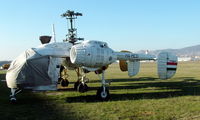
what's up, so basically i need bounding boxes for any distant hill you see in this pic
[137,44,200,57]
[176,45,200,56]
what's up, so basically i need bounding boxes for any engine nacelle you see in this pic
[119,60,128,71]
[119,50,132,71]
[157,52,178,79]
[70,40,116,68]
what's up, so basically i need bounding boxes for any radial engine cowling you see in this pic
[70,41,116,68]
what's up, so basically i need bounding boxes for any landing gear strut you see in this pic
[74,68,89,92]
[10,88,22,103]
[96,70,110,100]
[74,80,80,90]
[58,77,69,87]
[97,86,110,101]
[58,66,69,87]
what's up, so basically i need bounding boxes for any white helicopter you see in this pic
[6,10,178,102]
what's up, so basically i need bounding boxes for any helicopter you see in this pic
[6,10,178,102]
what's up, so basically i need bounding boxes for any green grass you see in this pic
[1,61,200,120]
[0,70,6,80]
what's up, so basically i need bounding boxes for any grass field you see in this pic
[0,61,200,120]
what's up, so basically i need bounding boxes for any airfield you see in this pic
[0,61,200,120]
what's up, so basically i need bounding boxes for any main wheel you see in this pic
[61,79,69,87]
[83,77,89,83]
[74,81,81,90]
[77,83,88,93]
[10,97,17,104]
[57,77,62,84]
[96,86,110,101]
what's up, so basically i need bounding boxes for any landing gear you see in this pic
[10,96,17,103]
[59,66,69,87]
[9,88,22,103]
[74,77,89,92]
[74,68,89,92]
[97,86,110,101]
[74,80,80,90]
[96,70,110,101]
[77,83,88,93]
[60,78,69,87]
[58,77,69,87]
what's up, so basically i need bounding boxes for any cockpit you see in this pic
[82,40,108,48]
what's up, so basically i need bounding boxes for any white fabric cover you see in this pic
[6,42,72,90]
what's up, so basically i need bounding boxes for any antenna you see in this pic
[61,10,84,44]
[52,24,56,42]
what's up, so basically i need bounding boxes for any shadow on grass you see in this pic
[0,82,80,120]
[1,73,78,120]
[65,77,200,103]
[74,77,159,84]
[109,77,160,83]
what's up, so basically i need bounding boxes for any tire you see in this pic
[96,86,110,101]
[61,79,69,87]
[77,83,88,93]
[84,78,89,83]
[10,97,17,104]
[57,77,62,84]
[74,81,80,90]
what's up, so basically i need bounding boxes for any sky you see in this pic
[0,0,200,60]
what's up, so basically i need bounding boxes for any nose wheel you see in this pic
[96,70,110,101]
[97,86,110,101]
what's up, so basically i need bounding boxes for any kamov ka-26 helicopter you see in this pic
[6,10,178,102]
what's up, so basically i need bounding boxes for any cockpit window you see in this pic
[100,43,108,48]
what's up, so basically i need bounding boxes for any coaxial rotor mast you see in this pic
[61,10,84,44]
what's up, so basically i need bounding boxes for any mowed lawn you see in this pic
[0,61,200,120]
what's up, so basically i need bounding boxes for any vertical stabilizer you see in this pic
[128,61,140,77]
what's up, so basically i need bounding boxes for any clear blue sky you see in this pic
[0,0,200,60]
